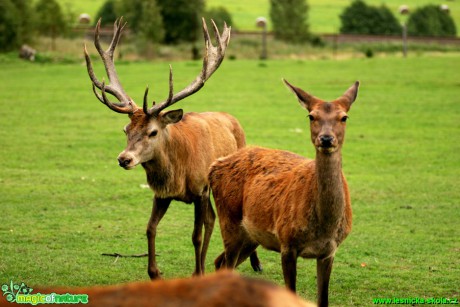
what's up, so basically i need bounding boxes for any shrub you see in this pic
[340,0,401,35]
[407,5,456,37]
[94,0,117,26]
[204,6,234,29]
[0,0,34,51]
[269,0,310,43]
[157,0,205,44]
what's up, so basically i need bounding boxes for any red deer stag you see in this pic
[1,271,315,307]
[83,18,257,279]
[210,80,359,306]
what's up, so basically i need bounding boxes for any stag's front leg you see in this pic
[146,197,171,280]
[317,256,334,307]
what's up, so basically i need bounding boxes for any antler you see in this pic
[84,17,138,114]
[144,18,231,117]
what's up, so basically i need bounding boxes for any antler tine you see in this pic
[147,18,231,117]
[84,17,136,114]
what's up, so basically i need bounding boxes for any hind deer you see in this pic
[83,17,262,279]
[210,80,359,306]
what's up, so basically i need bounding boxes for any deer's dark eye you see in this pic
[149,130,158,137]
[308,114,315,122]
[341,116,348,123]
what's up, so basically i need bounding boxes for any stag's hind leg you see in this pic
[192,196,207,276]
[200,196,216,274]
[147,197,171,280]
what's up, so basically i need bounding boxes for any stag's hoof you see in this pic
[148,268,162,280]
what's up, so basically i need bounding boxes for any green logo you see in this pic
[2,281,33,303]
[2,281,88,305]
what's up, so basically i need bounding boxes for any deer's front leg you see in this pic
[317,256,334,307]
[281,248,298,292]
[192,196,206,276]
[146,197,171,280]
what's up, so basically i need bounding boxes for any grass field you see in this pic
[59,0,460,35]
[0,54,459,306]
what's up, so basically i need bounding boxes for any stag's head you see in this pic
[284,80,359,154]
[84,18,231,169]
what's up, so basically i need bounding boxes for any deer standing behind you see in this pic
[84,18,261,279]
[210,80,359,306]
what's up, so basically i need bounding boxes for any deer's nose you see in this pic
[319,135,334,147]
[118,157,132,168]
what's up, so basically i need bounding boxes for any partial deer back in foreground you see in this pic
[210,80,359,307]
[0,271,315,307]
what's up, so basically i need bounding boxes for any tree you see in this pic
[340,0,401,35]
[407,5,456,37]
[269,0,310,43]
[35,0,67,49]
[94,0,117,26]
[204,6,234,29]
[0,0,34,52]
[117,0,164,43]
[157,0,204,44]
[0,0,20,51]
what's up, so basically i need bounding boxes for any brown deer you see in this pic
[83,18,261,279]
[210,80,359,306]
[2,271,315,307]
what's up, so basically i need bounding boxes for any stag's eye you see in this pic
[308,114,315,122]
[149,130,158,137]
[341,115,349,122]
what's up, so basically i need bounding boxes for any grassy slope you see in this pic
[59,0,460,34]
[0,55,459,305]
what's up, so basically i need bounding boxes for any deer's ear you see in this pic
[162,109,183,125]
[283,79,317,111]
[336,81,359,111]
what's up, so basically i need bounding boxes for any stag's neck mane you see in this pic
[314,149,346,232]
[142,122,192,198]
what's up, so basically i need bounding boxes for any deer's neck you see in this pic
[314,150,345,232]
[142,125,190,198]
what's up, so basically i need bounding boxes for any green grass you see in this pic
[0,55,459,306]
[59,0,460,35]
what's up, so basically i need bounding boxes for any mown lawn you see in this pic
[0,54,459,305]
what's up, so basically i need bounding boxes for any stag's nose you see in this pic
[319,135,334,148]
[118,157,132,168]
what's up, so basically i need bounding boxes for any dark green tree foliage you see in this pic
[117,0,164,44]
[94,0,117,26]
[137,0,164,44]
[204,6,234,29]
[269,0,310,43]
[407,5,456,37]
[157,0,204,44]
[35,0,67,38]
[0,0,19,51]
[0,0,34,51]
[340,0,401,35]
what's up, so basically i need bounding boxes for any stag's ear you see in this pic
[335,81,359,111]
[161,109,183,125]
[283,79,317,111]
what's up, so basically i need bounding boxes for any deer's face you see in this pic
[283,80,359,154]
[117,109,183,170]
[307,102,349,154]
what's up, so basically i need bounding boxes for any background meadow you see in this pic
[0,53,459,305]
[56,0,460,34]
